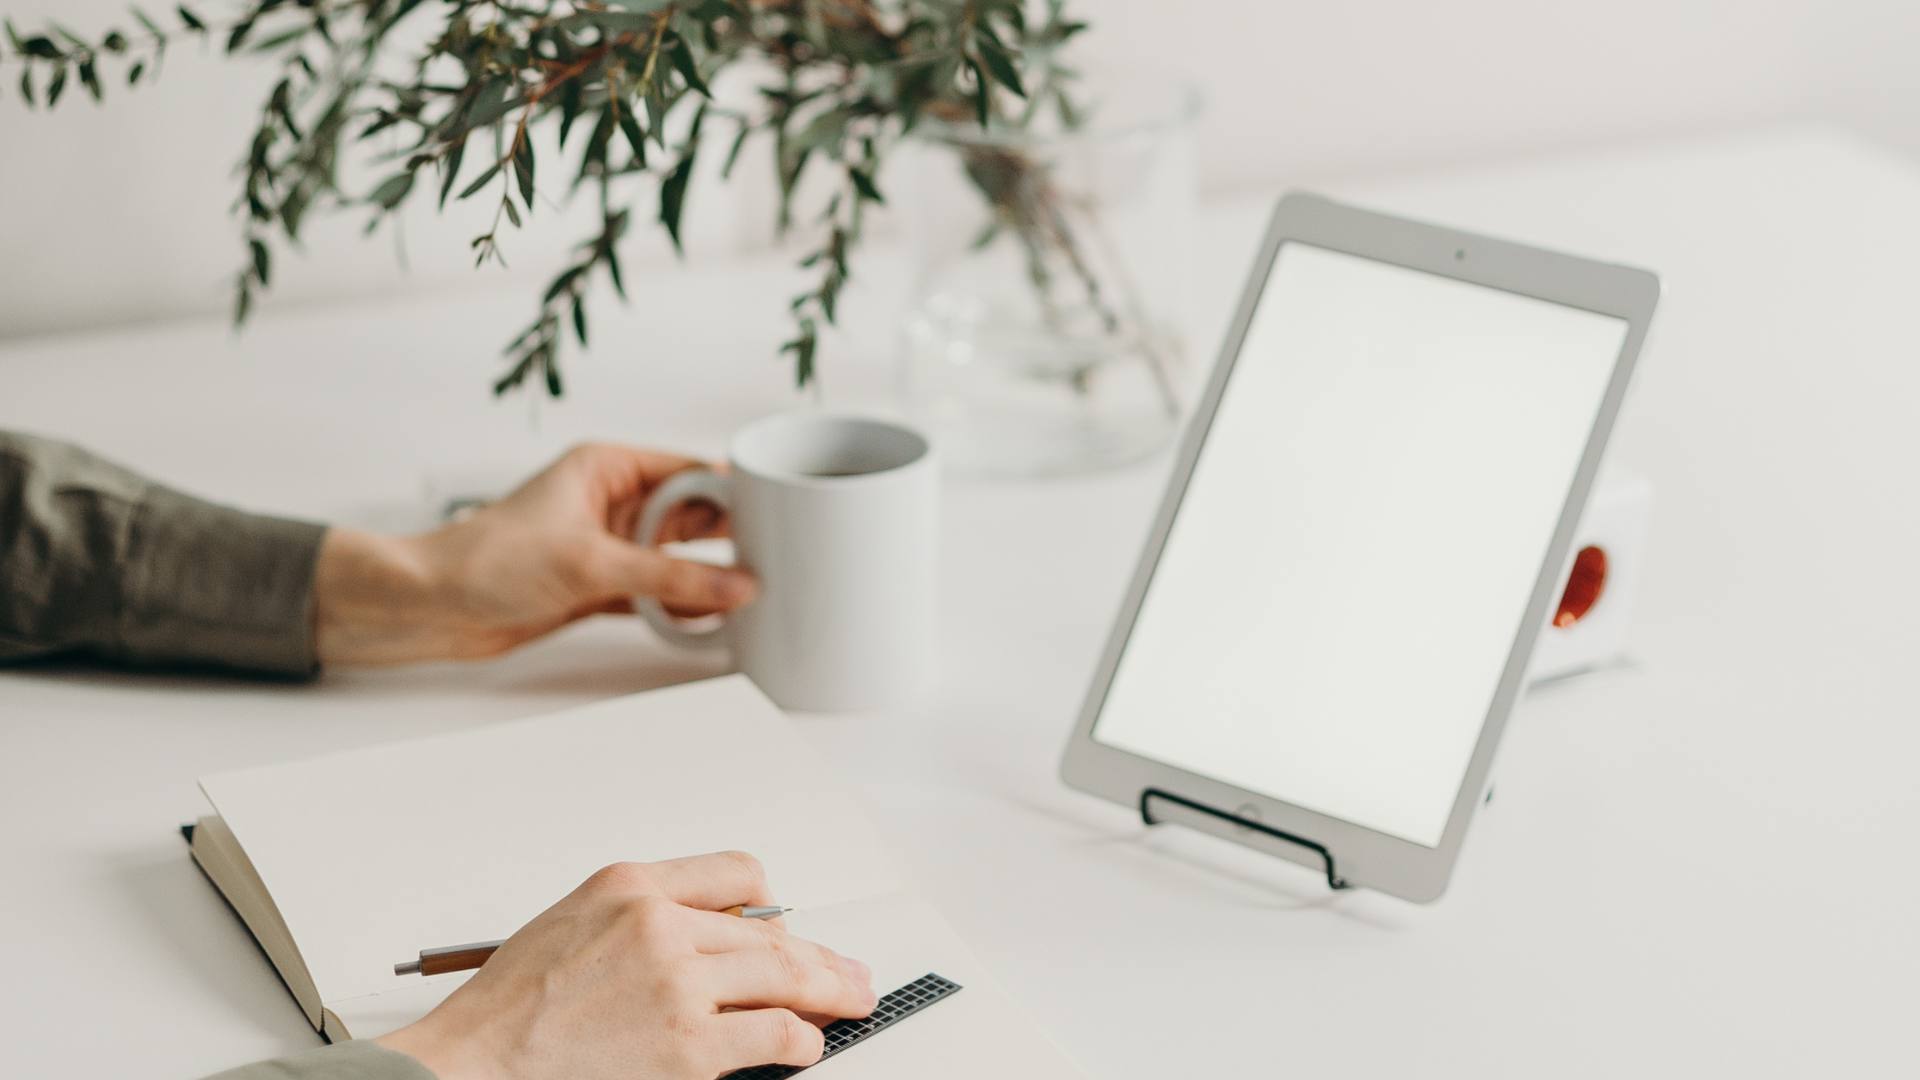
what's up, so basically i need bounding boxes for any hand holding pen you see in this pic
[374,855,874,1080]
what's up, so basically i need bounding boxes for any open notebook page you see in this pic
[199,676,905,1025]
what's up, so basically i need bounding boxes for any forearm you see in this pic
[201,1039,438,1080]
[4,435,752,675]
[311,527,449,666]
[310,524,545,666]
[0,432,325,676]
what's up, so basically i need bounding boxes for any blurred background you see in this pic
[5,0,1920,342]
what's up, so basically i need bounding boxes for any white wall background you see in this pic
[4,0,1919,340]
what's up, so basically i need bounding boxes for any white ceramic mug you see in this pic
[634,413,938,712]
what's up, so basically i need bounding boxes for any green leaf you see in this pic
[605,242,626,300]
[281,187,309,242]
[781,320,818,387]
[660,155,694,254]
[848,167,883,205]
[975,39,1026,98]
[553,9,658,34]
[456,160,502,201]
[1053,85,1083,129]
[965,58,990,126]
[249,26,309,53]
[571,297,588,346]
[542,350,563,397]
[618,106,648,167]
[543,266,585,304]
[438,133,468,208]
[22,36,62,60]
[358,110,400,141]
[18,67,34,107]
[233,279,252,325]
[464,77,517,129]
[502,196,522,228]
[268,77,300,139]
[176,6,206,34]
[102,31,129,53]
[793,105,851,154]
[513,139,536,211]
[126,60,145,86]
[492,355,530,396]
[224,17,254,53]
[77,59,101,102]
[46,63,67,106]
[577,105,616,189]
[132,8,168,41]
[50,23,90,51]
[369,171,413,209]
[644,88,668,147]
[557,79,583,148]
[2,18,23,52]
[666,37,710,97]
[686,99,707,144]
[250,238,271,285]
[720,122,750,180]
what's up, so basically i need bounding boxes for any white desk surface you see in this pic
[3,128,1916,1077]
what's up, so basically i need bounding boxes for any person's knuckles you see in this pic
[772,942,870,1012]
[712,849,769,892]
[764,1009,826,1066]
[564,441,611,467]
[768,939,819,998]
[613,893,688,951]
[775,934,869,999]
[584,860,658,897]
[777,936,845,982]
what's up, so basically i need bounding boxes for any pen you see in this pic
[393,905,792,976]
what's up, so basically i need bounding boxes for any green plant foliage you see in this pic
[4,0,1086,396]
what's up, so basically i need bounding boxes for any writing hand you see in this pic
[376,853,875,1080]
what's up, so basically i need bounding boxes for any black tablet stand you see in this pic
[1139,787,1349,891]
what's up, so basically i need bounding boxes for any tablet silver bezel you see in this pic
[1058,192,1659,902]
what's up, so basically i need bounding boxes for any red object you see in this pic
[1553,545,1608,628]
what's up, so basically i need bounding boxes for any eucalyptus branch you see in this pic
[4,0,1091,397]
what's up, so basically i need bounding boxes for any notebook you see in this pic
[188,675,1081,1077]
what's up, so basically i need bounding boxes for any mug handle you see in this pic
[632,467,732,649]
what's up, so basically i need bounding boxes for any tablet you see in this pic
[1059,193,1658,902]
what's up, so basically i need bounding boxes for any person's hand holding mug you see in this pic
[311,443,759,666]
[375,852,877,1080]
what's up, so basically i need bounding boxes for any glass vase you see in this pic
[900,76,1203,477]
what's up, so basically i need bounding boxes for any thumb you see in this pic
[594,538,759,614]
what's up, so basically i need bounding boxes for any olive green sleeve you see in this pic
[0,431,326,677]
[201,1040,439,1080]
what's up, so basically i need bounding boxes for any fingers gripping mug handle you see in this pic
[632,468,732,649]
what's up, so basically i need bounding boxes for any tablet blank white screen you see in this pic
[1093,242,1627,847]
